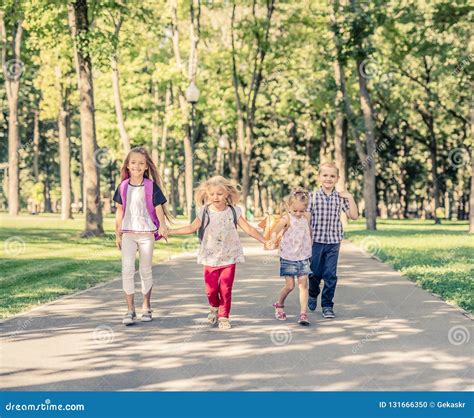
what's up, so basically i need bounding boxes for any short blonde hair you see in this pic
[318,161,339,176]
[194,176,241,207]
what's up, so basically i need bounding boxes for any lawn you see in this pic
[0,213,195,319]
[345,219,474,314]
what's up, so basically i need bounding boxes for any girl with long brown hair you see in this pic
[113,146,171,325]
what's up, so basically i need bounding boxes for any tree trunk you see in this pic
[111,16,130,156]
[151,81,160,169]
[68,0,104,237]
[469,98,474,232]
[230,1,275,213]
[160,84,171,177]
[319,116,328,164]
[427,121,441,224]
[33,108,40,181]
[334,113,347,191]
[331,3,376,229]
[1,13,22,216]
[356,58,378,230]
[170,0,200,222]
[58,95,72,220]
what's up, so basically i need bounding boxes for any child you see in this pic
[169,176,266,330]
[113,146,171,325]
[308,162,358,318]
[267,189,312,326]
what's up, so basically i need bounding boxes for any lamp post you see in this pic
[185,81,200,221]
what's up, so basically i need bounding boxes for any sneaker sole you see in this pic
[322,314,335,319]
[141,317,153,322]
[123,320,136,326]
[298,321,310,326]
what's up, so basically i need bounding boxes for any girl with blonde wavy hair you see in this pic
[268,188,312,326]
[170,176,266,330]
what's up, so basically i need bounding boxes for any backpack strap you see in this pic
[198,205,210,242]
[228,205,238,228]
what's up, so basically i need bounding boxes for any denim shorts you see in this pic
[279,257,312,277]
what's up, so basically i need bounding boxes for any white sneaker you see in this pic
[141,308,153,322]
[122,311,137,325]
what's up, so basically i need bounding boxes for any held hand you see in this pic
[158,225,169,239]
[115,233,122,250]
[264,239,276,250]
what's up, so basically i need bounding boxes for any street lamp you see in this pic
[217,134,229,175]
[185,81,200,220]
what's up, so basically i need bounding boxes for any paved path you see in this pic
[1,235,472,391]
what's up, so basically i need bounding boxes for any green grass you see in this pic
[345,219,474,313]
[0,213,195,319]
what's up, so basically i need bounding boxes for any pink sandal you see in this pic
[272,303,287,321]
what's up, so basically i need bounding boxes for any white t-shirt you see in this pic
[122,185,156,232]
[197,205,244,266]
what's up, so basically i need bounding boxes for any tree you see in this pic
[68,0,103,236]
[231,0,276,212]
[0,4,23,216]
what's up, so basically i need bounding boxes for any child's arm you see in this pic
[264,216,288,249]
[269,217,288,242]
[339,191,358,220]
[238,216,266,244]
[169,217,202,235]
[115,204,123,250]
[155,204,169,238]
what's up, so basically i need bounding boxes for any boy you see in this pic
[308,162,358,318]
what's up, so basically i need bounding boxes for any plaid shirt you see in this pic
[308,187,350,244]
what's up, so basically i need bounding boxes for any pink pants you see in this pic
[203,264,236,318]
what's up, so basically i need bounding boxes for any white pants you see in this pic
[121,233,154,295]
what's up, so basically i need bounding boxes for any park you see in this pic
[0,0,473,406]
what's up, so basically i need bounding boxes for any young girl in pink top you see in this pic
[268,189,312,326]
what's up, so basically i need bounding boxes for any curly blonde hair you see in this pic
[194,176,241,207]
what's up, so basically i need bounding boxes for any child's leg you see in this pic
[309,243,324,300]
[137,234,155,309]
[320,243,341,308]
[297,275,309,314]
[217,264,236,318]
[121,233,138,311]
[277,277,295,311]
[204,266,220,309]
